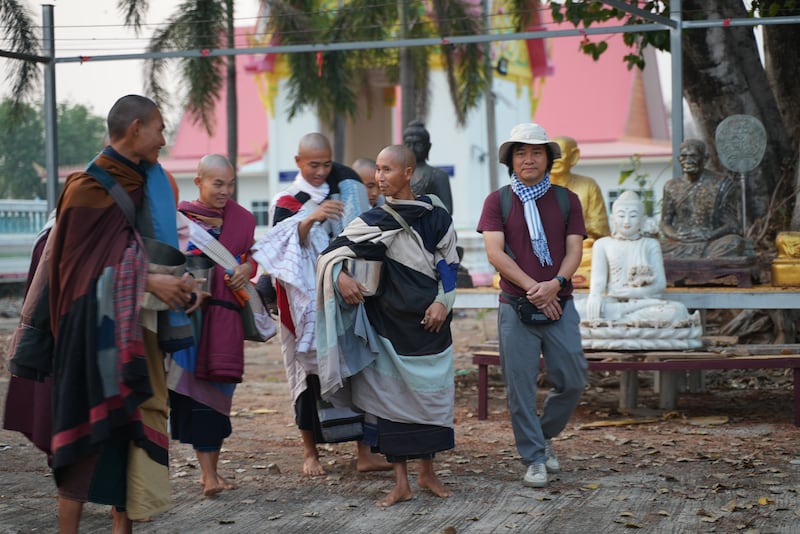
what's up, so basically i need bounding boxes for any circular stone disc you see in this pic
[715,114,767,173]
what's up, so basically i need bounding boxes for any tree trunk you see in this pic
[761,2,800,230]
[681,0,791,224]
[226,0,239,201]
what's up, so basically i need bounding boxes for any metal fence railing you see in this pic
[0,200,49,234]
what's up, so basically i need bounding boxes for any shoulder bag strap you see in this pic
[380,203,422,249]
[86,161,136,227]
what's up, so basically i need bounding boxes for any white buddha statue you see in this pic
[577,191,702,350]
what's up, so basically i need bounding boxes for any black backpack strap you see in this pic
[85,161,137,227]
[499,183,570,260]
[551,184,571,227]
[498,185,516,259]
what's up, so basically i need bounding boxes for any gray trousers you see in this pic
[498,299,587,465]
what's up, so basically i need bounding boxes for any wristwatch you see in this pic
[554,275,568,289]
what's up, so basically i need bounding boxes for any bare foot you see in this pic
[376,486,414,508]
[203,473,238,496]
[418,472,452,498]
[203,479,224,497]
[217,475,237,491]
[357,452,392,473]
[303,456,326,476]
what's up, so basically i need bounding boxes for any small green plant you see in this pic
[618,154,655,216]
[619,154,649,189]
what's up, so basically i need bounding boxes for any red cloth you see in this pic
[179,200,256,382]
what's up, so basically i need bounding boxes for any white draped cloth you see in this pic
[251,175,331,402]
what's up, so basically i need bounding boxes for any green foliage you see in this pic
[618,154,649,189]
[0,99,105,199]
[120,0,228,135]
[266,0,488,127]
[547,0,669,70]
[56,102,106,165]
[618,154,656,215]
[0,0,41,116]
[0,99,43,198]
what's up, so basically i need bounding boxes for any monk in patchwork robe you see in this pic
[6,95,200,533]
[316,144,460,507]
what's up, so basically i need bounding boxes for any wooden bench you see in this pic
[471,344,800,426]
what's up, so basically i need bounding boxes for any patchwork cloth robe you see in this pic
[6,155,177,520]
[315,196,459,440]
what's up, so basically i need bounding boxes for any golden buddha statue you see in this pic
[772,231,800,286]
[551,135,610,287]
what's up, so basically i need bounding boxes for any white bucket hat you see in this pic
[498,123,562,165]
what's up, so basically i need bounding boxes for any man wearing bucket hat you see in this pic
[477,123,588,488]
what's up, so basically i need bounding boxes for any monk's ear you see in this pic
[127,118,143,138]
[193,175,202,188]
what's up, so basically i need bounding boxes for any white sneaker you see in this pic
[545,439,560,473]
[523,463,547,488]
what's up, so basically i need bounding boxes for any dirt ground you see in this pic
[1,308,799,534]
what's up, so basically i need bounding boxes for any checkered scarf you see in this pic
[510,173,553,266]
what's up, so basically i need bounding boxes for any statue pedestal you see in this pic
[771,259,800,286]
[664,257,757,287]
[771,231,800,286]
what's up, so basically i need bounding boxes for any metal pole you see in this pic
[670,0,683,179]
[43,5,58,213]
[740,172,747,235]
[398,0,414,127]
[482,0,498,193]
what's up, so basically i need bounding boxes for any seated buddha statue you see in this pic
[576,191,702,350]
[551,136,610,287]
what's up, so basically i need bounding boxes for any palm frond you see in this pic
[143,0,227,134]
[431,0,488,123]
[1,0,41,116]
[117,0,150,35]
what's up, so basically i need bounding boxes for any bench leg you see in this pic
[478,363,488,420]
[659,371,680,410]
[687,370,706,393]
[795,367,800,427]
[619,371,639,410]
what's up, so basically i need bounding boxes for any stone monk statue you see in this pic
[403,120,453,214]
[659,139,751,259]
[577,191,702,350]
[551,135,610,287]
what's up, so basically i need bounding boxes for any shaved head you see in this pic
[197,153,233,177]
[194,153,235,209]
[295,132,333,187]
[376,144,415,200]
[297,133,332,155]
[107,94,158,141]
[381,145,416,172]
[351,157,376,174]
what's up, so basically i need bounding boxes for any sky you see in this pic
[2,0,261,121]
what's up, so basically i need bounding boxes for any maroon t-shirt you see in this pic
[477,186,586,299]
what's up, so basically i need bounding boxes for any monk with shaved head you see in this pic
[7,94,204,533]
[169,153,257,498]
[316,144,460,507]
[251,133,384,477]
